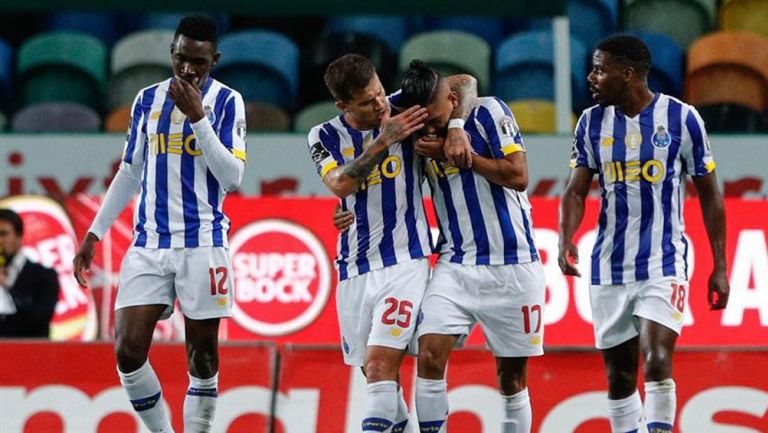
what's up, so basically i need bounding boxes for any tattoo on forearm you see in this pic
[341,150,382,184]
[450,76,478,120]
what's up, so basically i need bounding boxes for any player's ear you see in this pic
[449,90,459,108]
[335,100,348,112]
[212,51,221,67]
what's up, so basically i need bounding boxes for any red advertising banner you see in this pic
[62,196,768,347]
[0,342,275,433]
[273,347,768,433]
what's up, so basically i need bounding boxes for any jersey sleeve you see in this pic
[307,124,343,178]
[479,98,525,159]
[219,91,247,162]
[569,111,597,170]
[121,92,147,167]
[681,106,715,176]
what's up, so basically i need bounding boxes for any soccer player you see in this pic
[394,60,545,433]
[72,15,246,433]
[558,35,729,433]
[308,54,476,433]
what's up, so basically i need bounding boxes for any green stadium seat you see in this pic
[399,31,490,95]
[293,101,341,133]
[11,102,101,132]
[244,102,291,132]
[686,31,768,111]
[17,31,107,111]
[626,0,717,48]
[109,30,174,108]
[721,0,768,39]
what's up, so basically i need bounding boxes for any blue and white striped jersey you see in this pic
[426,97,540,266]
[307,114,432,281]
[570,93,716,285]
[122,78,247,249]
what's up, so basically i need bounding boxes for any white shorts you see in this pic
[116,246,234,320]
[336,258,430,366]
[415,261,545,358]
[591,276,688,349]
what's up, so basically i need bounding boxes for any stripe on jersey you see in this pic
[154,93,175,248]
[685,110,709,176]
[402,139,425,259]
[219,93,236,150]
[342,122,371,275]
[518,194,539,261]
[436,172,465,263]
[124,86,156,164]
[377,131,398,267]
[661,99,683,276]
[610,113,628,284]
[460,170,490,264]
[489,183,518,262]
[181,116,200,247]
[635,104,656,280]
[589,107,607,284]
[573,115,589,168]
[476,105,505,159]
[132,86,157,247]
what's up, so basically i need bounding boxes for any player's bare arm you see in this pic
[73,232,99,287]
[693,172,730,310]
[558,167,594,277]
[168,76,205,122]
[444,74,478,169]
[469,151,528,191]
[323,105,427,198]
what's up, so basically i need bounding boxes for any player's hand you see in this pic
[558,241,581,277]
[378,104,427,148]
[73,232,98,288]
[332,205,354,232]
[414,135,447,161]
[708,269,729,310]
[168,76,205,123]
[445,126,473,169]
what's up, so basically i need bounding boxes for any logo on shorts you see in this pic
[342,337,350,354]
[229,219,332,336]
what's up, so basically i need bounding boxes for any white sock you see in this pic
[415,377,448,433]
[363,380,398,432]
[644,379,676,433]
[118,361,174,433]
[501,388,532,433]
[392,386,412,433]
[607,390,643,433]
[183,373,218,433]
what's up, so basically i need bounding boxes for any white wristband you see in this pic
[447,118,465,129]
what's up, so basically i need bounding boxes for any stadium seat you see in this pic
[244,102,291,132]
[104,104,132,132]
[0,37,12,110]
[215,30,299,109]
[625,0,717,48]
[686,31,768,111]
[17,31,107,111]
[426,16,507,47]
[400,31,491,94]
[697,103,768,132]
[48,12,120,46]
[134,13,230,33]
[300,32,397,106]
[109,30,175,108]
[568,0,619,52]
[11,102,101,132]
[326,15,409,53]
[0,111,7,132]
[632,31,684,97]
[293,101,341,132]
[721,0,768,39]
[494,30,589,110]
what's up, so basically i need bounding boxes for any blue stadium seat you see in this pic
[11,102,101,132]
[494,30,589,110]
[632,31,684,97]
[325,15,409,52]
[48,12,120,46]
[216,30,299,109]
[568,0,619,51]
[426,16,507,47]
[0,37,12,108]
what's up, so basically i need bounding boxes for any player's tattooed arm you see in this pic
[444,74,478,169]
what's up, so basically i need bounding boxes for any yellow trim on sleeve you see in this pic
[320,161,338,178]
[502,143,525,155]
[705,160,716,173]
[233,149,247,162]
[569,161,577,168]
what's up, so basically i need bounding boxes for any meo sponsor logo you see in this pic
[230,219,331,336]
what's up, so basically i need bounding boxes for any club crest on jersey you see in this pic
[652,125,671,148]
[236,119,246,141]
[204,105,216,124]
[171,107,186,124]
[499,115,519,138]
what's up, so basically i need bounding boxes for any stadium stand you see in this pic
[568,0,619,55]
[632,31,684,97]
[244,102,291,132]
[720,0,768,39]
[47,12,120,46]
[293,100,341,132]
[11,102,101,132]
[625,0,717,49]
[104,104,132,132]
[325,15,410,53]
[109,30,175,109]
